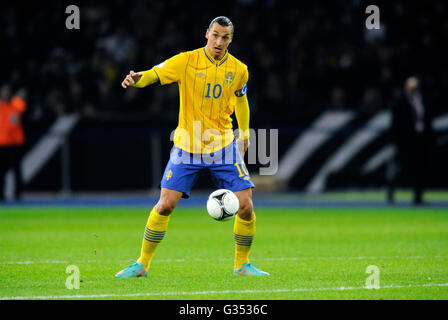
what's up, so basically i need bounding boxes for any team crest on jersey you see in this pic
[225,72,234,85]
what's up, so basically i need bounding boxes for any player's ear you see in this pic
[205,29,209,40]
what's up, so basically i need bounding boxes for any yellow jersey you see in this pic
[152,46,249,154]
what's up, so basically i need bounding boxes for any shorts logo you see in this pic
[225,72,234,85]
[166,169,173,181]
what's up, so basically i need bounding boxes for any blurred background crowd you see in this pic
[1,0,447,198]
[2,0,447,126]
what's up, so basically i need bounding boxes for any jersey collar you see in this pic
[203,46,229,66]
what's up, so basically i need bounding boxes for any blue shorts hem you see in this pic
[228,185,255,193]
[159,183,191,199]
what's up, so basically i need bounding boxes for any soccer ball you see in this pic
[206,189,239,221]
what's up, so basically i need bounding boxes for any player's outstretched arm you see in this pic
[121,69,159,88]
[121,70,142,88]
[235,94,251,157]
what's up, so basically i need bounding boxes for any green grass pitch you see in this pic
[1,206,447,300]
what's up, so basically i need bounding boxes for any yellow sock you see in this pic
[233,212,256,269]
[137,207,170,271]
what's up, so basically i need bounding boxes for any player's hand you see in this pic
[236,138,250,158]
[121,70,143,88]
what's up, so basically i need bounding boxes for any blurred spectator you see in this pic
[359,87,383,118]
[387,76,434,205]
[0,85,27,201]
[329,87,347,110]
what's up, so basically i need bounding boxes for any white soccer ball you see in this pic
[206,189,239,221]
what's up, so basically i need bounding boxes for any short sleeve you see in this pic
[234,66,249,97]
[152,52,188,85]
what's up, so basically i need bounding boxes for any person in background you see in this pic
[0,85,27,201]
[387,76,434,205]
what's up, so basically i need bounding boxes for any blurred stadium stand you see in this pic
[1,0,447,198]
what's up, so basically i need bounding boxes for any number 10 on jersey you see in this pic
[205,83,222,99]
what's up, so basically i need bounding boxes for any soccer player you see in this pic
[116,16,269,277]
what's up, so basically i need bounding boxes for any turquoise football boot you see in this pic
[115,260,148,278]
[234,262,270,276]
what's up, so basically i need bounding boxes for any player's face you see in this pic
[205,23,233,60]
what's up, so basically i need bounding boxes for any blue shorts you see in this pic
[160,140,255,198]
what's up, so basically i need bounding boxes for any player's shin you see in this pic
[137,207,171,271]
[233,212,256,269]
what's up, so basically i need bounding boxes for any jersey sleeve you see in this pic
[234,66,249,97]
[133,69,159,88]
[152,52,188,85]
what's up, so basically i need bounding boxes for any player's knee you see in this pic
[156,200,176,216]
[238,198,253,220]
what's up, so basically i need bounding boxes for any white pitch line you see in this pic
[1,282,447,300]
[2,255,446,265]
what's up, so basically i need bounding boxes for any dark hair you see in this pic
[208,16,234,34]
